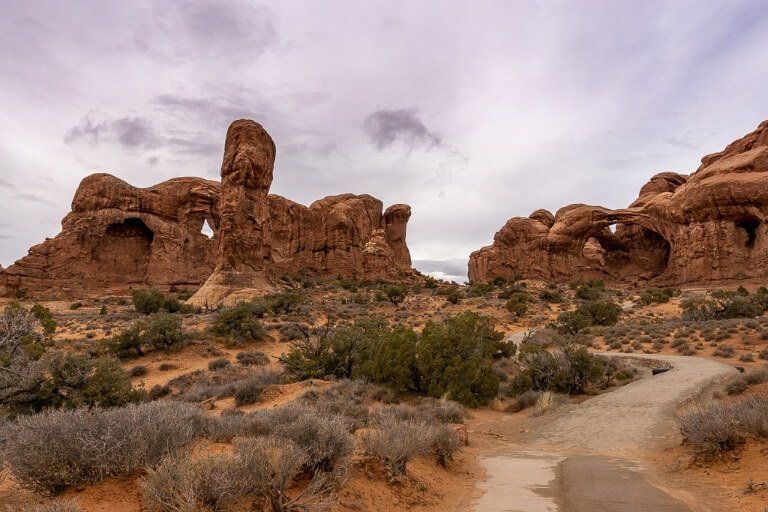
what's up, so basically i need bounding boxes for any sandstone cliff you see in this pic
[0,120,412,299]
[469,120,768,286]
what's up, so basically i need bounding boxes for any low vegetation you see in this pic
[280,312,508,406]
[102,313,186,359]
[679,394,768,460]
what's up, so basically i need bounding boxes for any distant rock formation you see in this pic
[0,120,412,300]
[469,120,768,286]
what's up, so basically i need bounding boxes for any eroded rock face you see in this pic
[469,120,768,286]
[0,120,412,299]
[0,174,220,297]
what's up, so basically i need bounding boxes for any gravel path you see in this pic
[475,354,737,512]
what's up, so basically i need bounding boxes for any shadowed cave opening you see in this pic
[735,218,760,248]
[592,222,671,279]
[94,218,154,283]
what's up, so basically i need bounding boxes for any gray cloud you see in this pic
[363,109,441,150]
[3,1,768,268]
[134,1,278,64]
[64,115,160,150]
[413,258,469,277]
[15,192,57,205]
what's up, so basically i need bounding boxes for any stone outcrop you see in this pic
[469,120,768,286]
[0,120,412,300]
[0,174,220,297]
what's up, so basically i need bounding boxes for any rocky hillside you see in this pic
[469,120,768,286]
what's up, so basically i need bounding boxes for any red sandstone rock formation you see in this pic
[469,120,768,286]
[0,120,412,300]
[0,174,219,297]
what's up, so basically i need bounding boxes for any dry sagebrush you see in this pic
[3,402,207,494]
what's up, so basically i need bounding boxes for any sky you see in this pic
[1,0,768,282]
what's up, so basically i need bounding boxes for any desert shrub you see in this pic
[467,282,494,297]
[682,295,765,321]
[739,353,755,362]
[161,296,181,313]
[539,288,564,303]
[236,350,270,366]
[759,348,768,360]
[132,289,165,315]
[362,418,431,478]
[554,300,620,334]
[265,292,303,315]
[577,300,621,326]
[507,389,542,411]
[103,314,186,360]
[42,351,143,409]
[205,410,274,442]
[510,345,612,395]
[30,303,57,334]
[269,406,354,472]
[68,302,83,310]
[414,397,466,424]
[679,395,768,459]
[141,449,270,512]
[744,367,768,385]
[417,312,503,406]
[211,301,266,344]
[355,326,419,391]
[505,292,530,317]
[130,364,148,377]
[573,279,604,301]
[4,402,207,494]
[713,344,735,358]
[232,370,281,406]
[724,377,748,395]
[280,313,506,407]
[279,324,336,380]
[208,358,231,371]
[383,284,407,306]
[554,310,592,334]
[99,305,108,316]
[639,288,675,305]
[277,322,304,341]
[299,388,370,430]
[429,423,462,467]
[234,438,338,512]
[1,304,51,410]
[142,313,186,351]
[445,286,463,304]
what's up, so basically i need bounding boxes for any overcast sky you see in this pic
[1,1,767,281]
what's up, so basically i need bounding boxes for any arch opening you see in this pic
[589,221,671,279]
[735,218,760,248]
[93,218,154,283]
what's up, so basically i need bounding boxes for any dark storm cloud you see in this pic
[134,0,278,63]
[64,115,160,150]
[363,109,441,150]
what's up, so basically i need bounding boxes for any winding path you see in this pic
[474,354,737,512]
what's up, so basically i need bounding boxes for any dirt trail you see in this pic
[474,354,737,512]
